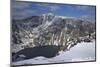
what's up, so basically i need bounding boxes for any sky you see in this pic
[12,1,96,22]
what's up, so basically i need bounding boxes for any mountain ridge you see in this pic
[12,13,96,53]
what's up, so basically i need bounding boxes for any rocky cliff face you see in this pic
[11,13,96,53]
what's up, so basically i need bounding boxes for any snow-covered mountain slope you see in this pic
[11,13,96,53]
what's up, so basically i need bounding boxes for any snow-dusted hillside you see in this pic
[12,13,95,53]
[12,41,95,66]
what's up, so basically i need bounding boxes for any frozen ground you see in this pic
[12,41,95,65]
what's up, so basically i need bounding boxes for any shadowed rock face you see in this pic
[12,45,60,62]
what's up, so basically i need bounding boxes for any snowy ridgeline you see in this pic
[12,41,95,66]
[12,13,95,53]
